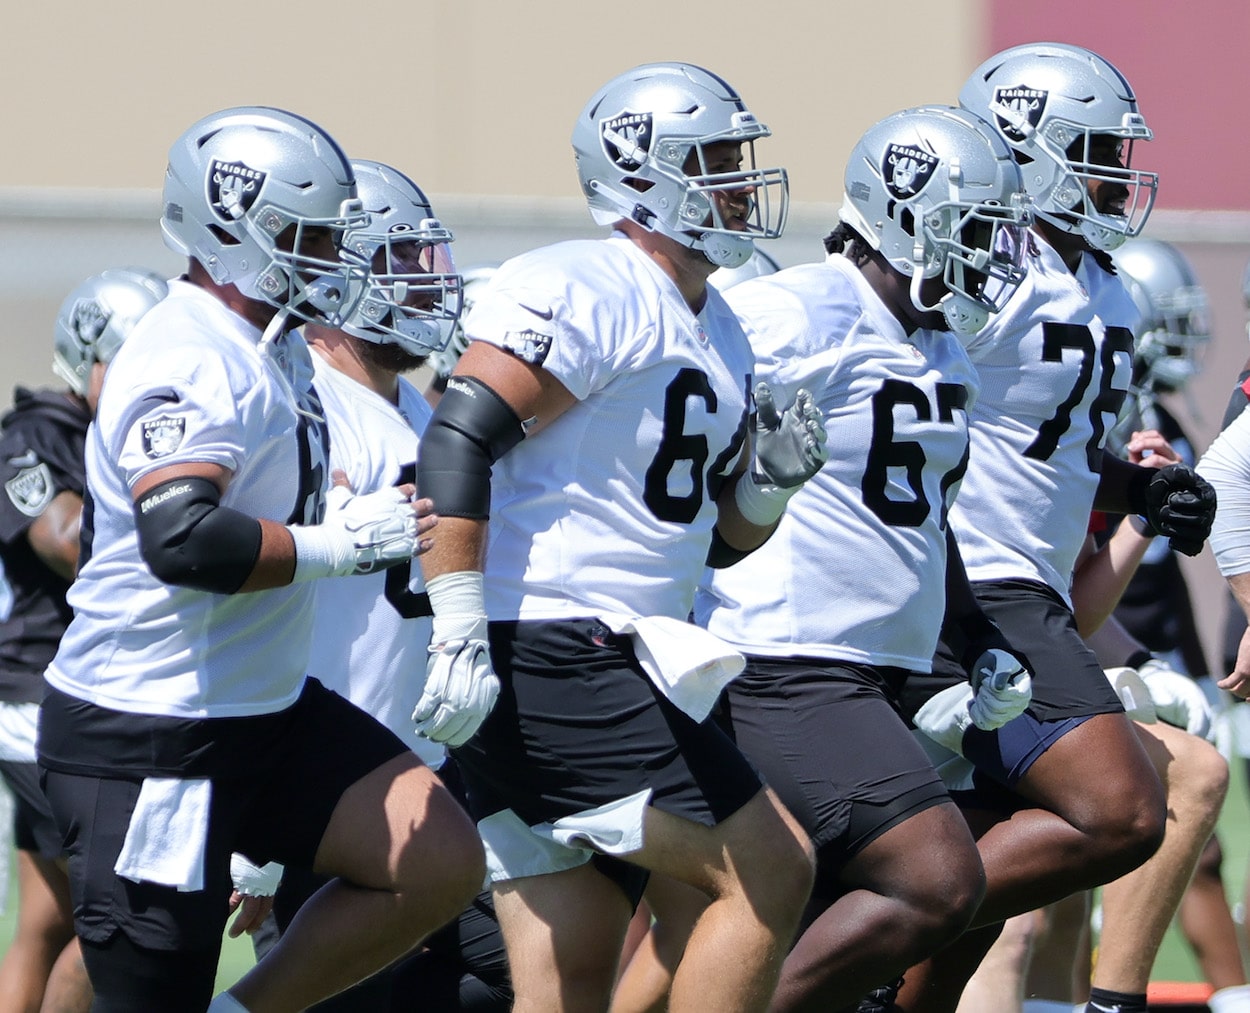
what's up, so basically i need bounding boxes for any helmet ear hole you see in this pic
[208,225,241,247]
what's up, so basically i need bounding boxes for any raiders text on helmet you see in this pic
[960,42,1157,251]
[839,105,1032,336]
[160,106,367,327]
[571,62,788,269]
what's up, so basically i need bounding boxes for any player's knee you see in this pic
[393,786,485,921]
[1170,735,1230,820]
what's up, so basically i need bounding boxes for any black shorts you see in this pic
[452,619,762,880]
[0,759,62,859]
[39,678,408,951]
[721,657,949,869]
[904,579,1123,723]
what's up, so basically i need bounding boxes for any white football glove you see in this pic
[412,571,500,747]
[913,684,978,755]
[967,648,1033,730]
[229,853,283,897]
[1138,658,1214,740]
[288,484,419,582]
[735,383,828,527]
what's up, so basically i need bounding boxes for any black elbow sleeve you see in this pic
[417,376,525,519]
[134,477,262,594]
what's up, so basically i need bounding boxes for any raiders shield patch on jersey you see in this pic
[142,416,186,458]
[501,329,553,365]
[209,159,266,223]
[5,461,54,517]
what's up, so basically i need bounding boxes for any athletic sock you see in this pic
[1210,984,1250,1013]
[207,994,251,1013]
[1085,987,1147,1013]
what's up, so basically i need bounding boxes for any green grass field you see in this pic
[4,756,1250,992]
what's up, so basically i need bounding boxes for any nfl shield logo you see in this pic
[208,159,267,223]
[142,416,186,459]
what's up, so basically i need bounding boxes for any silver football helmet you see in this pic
[1111,239,1211,395]
[572,62,788,269]
[960,42,1157,252]
[426,264,498,383]
[53,267,168,396]
[340,160,462,356]
[839,105,1031,336]
[160,106,366,327]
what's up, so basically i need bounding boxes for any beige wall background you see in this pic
[2,2,1248,673]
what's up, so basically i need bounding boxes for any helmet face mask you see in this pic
[340,160,462,357]
[161,107,368,327]
[962,43,1158,252]
[573,63,789,268]
[840,105,1031,336]
[53,268,169,396]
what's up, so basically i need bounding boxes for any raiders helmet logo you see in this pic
[884,143,939,200]
[601,112,654,171]
[208,159,267,223]
[141,415,187,459]
[68,298,109,351]
[992,86,1048,143]
[5,462,54,518]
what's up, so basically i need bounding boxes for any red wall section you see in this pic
[987,3,1250,212]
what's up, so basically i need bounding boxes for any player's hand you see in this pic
[412,571,500,747]
[1221,626,1250,700]
[1143,463,1217,557]
[967,648,1033,729]
[321,473,436,574]
[753,383,828,489]
[226,853,282,938]
[1137,659,1213,739]
[1126,429,1181,468]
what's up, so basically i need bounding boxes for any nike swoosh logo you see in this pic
[518,302,554,321]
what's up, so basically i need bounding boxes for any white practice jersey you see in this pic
[1197,404,1250,578]
[47,281,329,719]
[467,233,754,622]
[696,255,978,670]
[306,360,444,767]
[950,237,1138,600]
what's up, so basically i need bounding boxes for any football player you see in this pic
[34,108,483,1012]
[678,105,1032,1013]
[895,43,1219,1013]
[411,62,825,1012]
[0,267,165,1013]
[250,158,513,1012]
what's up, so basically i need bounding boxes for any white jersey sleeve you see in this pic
[1198,405,1250,577]
[949,240,1139,600]
[696,255,978,670]
[306,363,444,766]
[465,234,755,622]
[47,282,328,718]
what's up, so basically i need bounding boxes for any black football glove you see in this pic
[1140,463,1218,557]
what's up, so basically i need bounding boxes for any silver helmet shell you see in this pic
[1111,239,1210,394]
[960,42,1156,252]
[53,267,168,396]
[572,62,788,268]
[160,106,366,326]
[839,105,1031,336]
